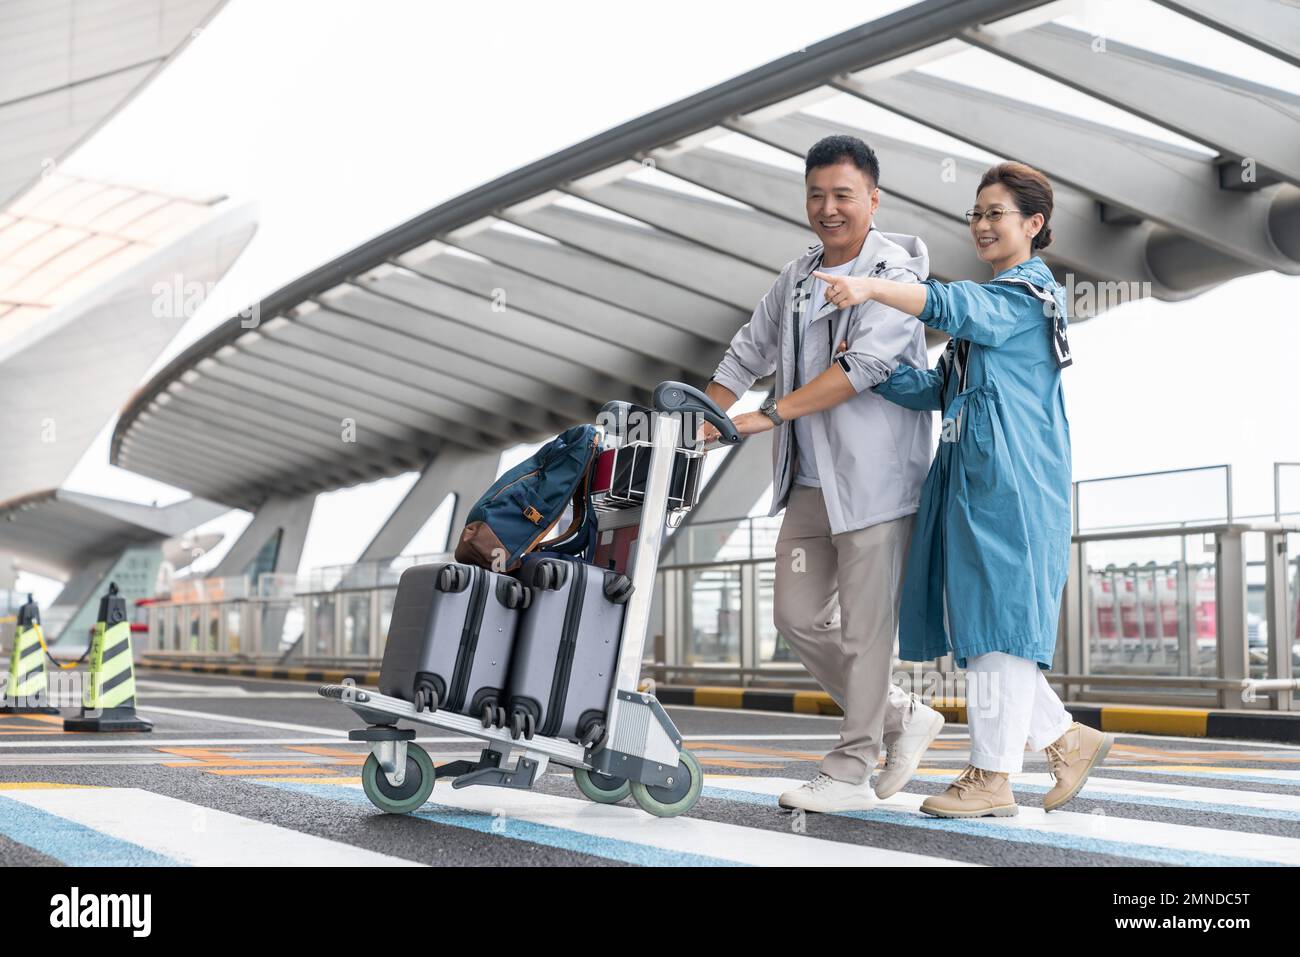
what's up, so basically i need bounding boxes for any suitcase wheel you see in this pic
[480,702,499,728]
[508,709,536,740]
[436,565,470,593]
[534,559,568,591]
[413,682,440,714]
[498,577,529,610]
[580,721,606,750]
[603,573,634,604]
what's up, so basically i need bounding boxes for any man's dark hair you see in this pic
[805,135,880,187]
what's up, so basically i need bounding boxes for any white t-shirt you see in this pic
[793,255,857,488]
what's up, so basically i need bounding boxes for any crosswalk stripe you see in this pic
[1,786,423,866]
[254,777,977,867]
[915,770,1300,821]
[703,776,1293,866]
[135,705,348,737]
[0,791,179,866]
[1111,765,1300,786]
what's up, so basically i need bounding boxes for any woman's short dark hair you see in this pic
[977,161,1054,250]
[805,135,880,187]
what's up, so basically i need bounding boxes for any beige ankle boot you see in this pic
[920,764,1017,818]
[1043,722,1114,812]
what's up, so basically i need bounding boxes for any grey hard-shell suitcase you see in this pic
[378,562,529,728]
[505,555,633,745]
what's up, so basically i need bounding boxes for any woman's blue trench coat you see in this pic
[873,256,1073,669]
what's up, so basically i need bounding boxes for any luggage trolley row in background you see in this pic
[318,382,739,818]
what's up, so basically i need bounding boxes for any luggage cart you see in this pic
[318,381,740,817]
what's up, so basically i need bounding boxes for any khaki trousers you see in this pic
[774,485,915,784]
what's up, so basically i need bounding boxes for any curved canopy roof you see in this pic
[0,174,257,501]
[0,488,226,580]
[112,0,1300,510]
[0,0,229,209]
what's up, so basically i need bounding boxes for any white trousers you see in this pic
[964,652,1073,773]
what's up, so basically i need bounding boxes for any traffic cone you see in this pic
[64,582,152,732]
[0,595,59,714]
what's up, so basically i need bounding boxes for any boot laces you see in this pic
[1044,741,1069,778]
[953,765,990,794]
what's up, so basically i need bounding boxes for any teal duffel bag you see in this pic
[454,424,601,573]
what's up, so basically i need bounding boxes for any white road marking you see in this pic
[135,705,349,737]
[303,778,976,867]
[705,776,1300,866]
[2,787,423,866]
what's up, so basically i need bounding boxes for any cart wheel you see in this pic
[574,767,631,804]
[361,744,435,815]
[630,748,703,818]
[510,711,524,740]
[523,712,536,740]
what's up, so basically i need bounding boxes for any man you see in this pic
[700,135,945,812]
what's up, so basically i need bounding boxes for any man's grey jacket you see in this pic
[710,227,933,535]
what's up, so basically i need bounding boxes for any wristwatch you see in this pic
[759,395,784,426]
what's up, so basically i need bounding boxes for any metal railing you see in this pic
[134,467,1300,712]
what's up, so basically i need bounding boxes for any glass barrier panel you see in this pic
[684,566,741,664]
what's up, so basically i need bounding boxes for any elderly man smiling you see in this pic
[699,135,945,813]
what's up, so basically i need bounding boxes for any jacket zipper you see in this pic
[543,560,586,738]
[450,566,488,711]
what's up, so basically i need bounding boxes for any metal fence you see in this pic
[135,465,1300,710]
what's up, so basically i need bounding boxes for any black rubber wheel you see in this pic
[510,711,524,740]
[495,705,507,728]
[481,703,494,728]
[361,744,435,814]
[630,749,704,817]
[574,767,631,804]
[413,688,426,713]
[524,712,536,740]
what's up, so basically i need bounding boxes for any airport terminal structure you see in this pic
[91,0,1300,715]
[0,0,1297,871]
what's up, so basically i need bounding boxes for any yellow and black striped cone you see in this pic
[0,595,59,714]
[64,582,152,733]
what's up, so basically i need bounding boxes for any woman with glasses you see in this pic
[811,161,1112,818]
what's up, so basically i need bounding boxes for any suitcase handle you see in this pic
[652,381,740,445]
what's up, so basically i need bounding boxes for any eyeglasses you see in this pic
[965,207,1023,225]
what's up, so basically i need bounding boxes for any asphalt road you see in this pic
[1,668,1298,867]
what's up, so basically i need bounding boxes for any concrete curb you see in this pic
[139,659,378,686]
[655,686,1300,744]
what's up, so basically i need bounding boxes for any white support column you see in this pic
[358,446,502,563]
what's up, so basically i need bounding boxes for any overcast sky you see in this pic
[41,0,1300,586]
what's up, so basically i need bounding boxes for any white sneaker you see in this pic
[873,694,945,800]
[778,772,877,813]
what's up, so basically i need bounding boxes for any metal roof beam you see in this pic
[440,226,746,344]
[962,22,1300,186]
[306,285,607,418]
[397,243,717,377]
[355,269,674,394]
[1153,0,1300,68]
[722,113,1163,293]
[834,70,1300,277]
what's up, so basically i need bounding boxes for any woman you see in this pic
[812,161,1112,818]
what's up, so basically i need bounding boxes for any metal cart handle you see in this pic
[651,381,741,445]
